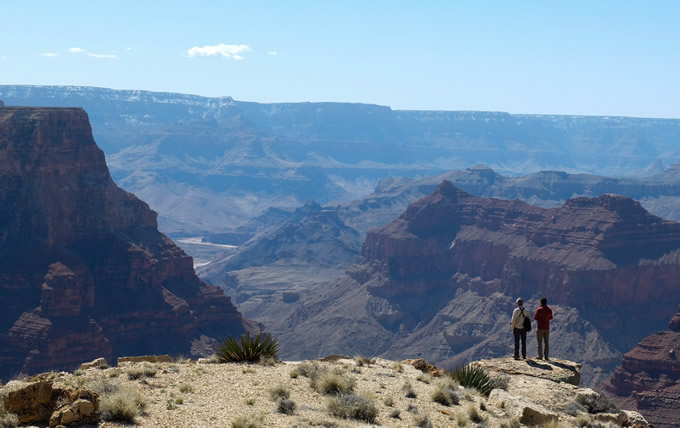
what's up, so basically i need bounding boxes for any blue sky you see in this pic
[2,1,679,118]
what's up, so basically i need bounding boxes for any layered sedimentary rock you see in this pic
[278,181,680,386]
[0,107,248,378]
[603,307,680,427]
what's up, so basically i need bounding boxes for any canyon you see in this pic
[0,106,250,379]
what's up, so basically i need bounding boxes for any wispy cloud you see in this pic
[69,47,86,54]
[42,53,59,57]
[87,53,119,59]
[187,44,251,59]
[126,47,133,51]
[268,50,278,56]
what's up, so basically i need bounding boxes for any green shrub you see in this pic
[315,373,355,395]
[450,363,495,396]
[231,414,264,428]
[327,394,377,423]
[100,389,147,422]
[278,398,297,415]
[269,385,290,401]
[217,332,279,363]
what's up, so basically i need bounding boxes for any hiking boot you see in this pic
[536,356,543,360]
[513,355,520,360]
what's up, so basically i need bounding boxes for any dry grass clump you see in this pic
[100,387,147,422]
[127,363,158,380]
[416,373,432,384]
[315,372,355,395]
[431,378,460,406]
[179,383,194,393]
[231,413,264,428]
[575,392,620,414]
[0,400,19,428]
[413,413,433,428]
[278,398,297,415]
[467,403,484,423]
[499,417,521,428]
[327,394,377,423]
[269,385,291,401]
[298,361,324,380]
[402,380,417,398]
[392,361,404,373]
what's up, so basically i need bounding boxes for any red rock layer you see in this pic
[0,107,248,377]
[349,181,680,351]
[603,307,680,428]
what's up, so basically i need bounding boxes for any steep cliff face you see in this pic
[603,307,680,428]
[278,181,680,386]
[0,107,248,378]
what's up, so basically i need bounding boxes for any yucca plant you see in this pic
[216,332,279,363]
[449,363,495,396]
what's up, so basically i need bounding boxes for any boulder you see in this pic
[49,393,99,427]
[477,357,582,386]
[2,380,69,424]
[80,357,108,370]
[489,389,558,425]
[401,358,445,376]
[117,354,173,364]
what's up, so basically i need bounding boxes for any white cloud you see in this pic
[126,47,133,51]
[69,47,85,53]
[187,44,251,59]
[87,53,119,59]
[268,50,278,55]
[42,53,59,57]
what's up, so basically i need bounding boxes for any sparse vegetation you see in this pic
[315,372,355,395]
[390,408,401,419]
[575,392,620,414]
[217,332,279,363]
[353,355,370,367]
[416,373,432,384]
[327,394,378,423]
[450,363,495,396]
[127,363,158,380]
[246,398,255,405]
[0,413,19,428]
[100,388,147,422]
[289,369,299,379]
[231,413,264,428]
[383,395,394,407]
[431,378,460,406]
[278,398,297,415]
[402,380,417,398]
[87,376,119,395]
[564,400,587,416]
[467,403,484,423]
[414,413,434,428]
[392,361,404,373]
[499,417,521,428]
[298,361,324,380]
[179,383,195,393]
[269,385,291,401]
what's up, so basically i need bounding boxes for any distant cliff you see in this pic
[603,307,680,427]
[0,107,250,378]
[278,182,680,386]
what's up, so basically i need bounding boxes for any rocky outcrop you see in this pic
[603,306,680,427]
[0,107,249,378]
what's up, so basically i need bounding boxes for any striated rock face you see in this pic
[603,306,680,428]
[278,181,680,387]
[0,107,249,378]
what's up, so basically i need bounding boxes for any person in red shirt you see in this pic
[534,297,554,360]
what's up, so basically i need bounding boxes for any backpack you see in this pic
[521,308,532,331]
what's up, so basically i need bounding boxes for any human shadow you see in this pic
[548,360,578,373]
[526,359,553,371]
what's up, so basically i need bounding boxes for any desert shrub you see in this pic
[354,355,369,366]
[269,385,290,401]
[166,399,178,410]
[100,388,147,422]
[414,414,433,428]
[179,384,194,393]
[278,398,297,415]
[327,394,377,423]
[289,369,299,379]
[499,417,521,428]
[87,376,120,395]
[416,373,432,384]
[231,413,264,428]
[383,395,394,407]
[392,361,404,373]
[390,408,401,419]
[0,412,19,428]
[456,412,467,427]
[127,363,157,380]
[431,380,460,406]
[450,363,495,396]
[246,398,255,405]
[402,380,417,398]
[491,373,510,391]
[217,332,279,363]
[315,373,355,395]
[575,392,620,414]
[575,415,613,428]
[174,354,192,364]
[564,400,587,416]
[467,403,483,423]
[298,361,324,380]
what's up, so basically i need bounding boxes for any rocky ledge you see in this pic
[0,107,250,378]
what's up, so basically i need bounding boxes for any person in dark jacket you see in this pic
[510,297,529,359]
[534,297,554,360]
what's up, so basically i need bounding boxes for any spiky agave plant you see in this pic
[216,332,279,363]
[450,363,495,396]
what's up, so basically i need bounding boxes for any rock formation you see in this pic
[277,181,680,386]
[0,107,249,378]
[603,306,680,427]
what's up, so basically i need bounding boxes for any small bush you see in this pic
[416,373,432,384]
[392,361,404,373]
[289,369,299,379]
[87,376,120,395]
[127,363,157,380]
[450,363,495,396]
[166,399,178,410]
[414,414,433,428]
[383,395,394,407]
[467,403,483,423]
[499,417,521,428]
[315,373,355,395]
[564,400,587,416]
[269,385,290,401]
[390,408,401,419]
[0,412,19,428]
[353,355,370,367]
[179,384,195,393]
[246,398,255,405]
[217,332,279,363]
[278,398,297,415]
[575,392,620,414]
[100,389,147,422]
[492,373,510,390]
[327,394,378,423]
[231,414,264,428]
[402,380,417,398]
[431,381,460,406]
[456,412,468,427]
[298,361,324,380]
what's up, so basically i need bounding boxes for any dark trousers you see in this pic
[513,328,526,358]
